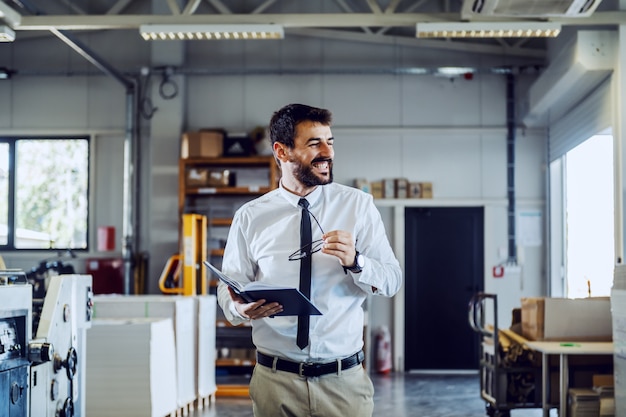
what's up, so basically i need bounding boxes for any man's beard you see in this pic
[292,158,333,187]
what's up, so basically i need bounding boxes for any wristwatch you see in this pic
[343,251,365,274]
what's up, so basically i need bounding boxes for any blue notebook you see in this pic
[204,261,322,317]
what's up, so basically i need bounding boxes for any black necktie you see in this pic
[297,198,312,349]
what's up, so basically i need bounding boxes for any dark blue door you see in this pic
[404,207,484,371]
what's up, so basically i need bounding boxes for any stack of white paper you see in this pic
[610,288,626,417]
[86,318,178,417]
[194,295,217,402]
[92,295,197,409]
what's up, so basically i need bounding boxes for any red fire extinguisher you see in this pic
[375,325,392,374]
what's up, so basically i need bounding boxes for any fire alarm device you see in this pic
[493,265,504,278]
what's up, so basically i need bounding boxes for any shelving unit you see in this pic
[178,156,279,215]
[178,154,279,393]
[179,155,279,283]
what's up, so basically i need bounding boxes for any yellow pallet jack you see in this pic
[159,213,208,296]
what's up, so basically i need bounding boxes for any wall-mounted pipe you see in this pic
[506,73,517,264]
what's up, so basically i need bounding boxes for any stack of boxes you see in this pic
[181,130,234,188]
[593,374,615,417]
[568,388,600,417]
[520,297,612,342]
[354,178,433,199]
[568,375,616,417]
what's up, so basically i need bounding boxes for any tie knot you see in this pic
[298,198,309,210]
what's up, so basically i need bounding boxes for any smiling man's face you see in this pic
[282,120,334,191]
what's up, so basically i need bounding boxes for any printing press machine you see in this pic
[0,270,93,417]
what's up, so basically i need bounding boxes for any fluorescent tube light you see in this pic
[140,24,284,41]
[416,22,561,38]
[436,67,475,76]
[0,25,15,42]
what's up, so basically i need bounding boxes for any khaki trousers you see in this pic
[249,362,374,417]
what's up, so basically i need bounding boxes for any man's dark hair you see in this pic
[269,104,332,148]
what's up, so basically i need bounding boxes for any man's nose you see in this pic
[319,141,333,155]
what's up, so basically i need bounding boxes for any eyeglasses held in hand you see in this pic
[288,208,325,261]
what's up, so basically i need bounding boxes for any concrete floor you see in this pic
[191,372,557,417]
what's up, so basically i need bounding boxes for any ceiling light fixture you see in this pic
[416,22,561,38]
[0,25,15,42]
[139,24,285,41]
[436,67,475,76]
[0,2,21,27]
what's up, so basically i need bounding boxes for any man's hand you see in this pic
[228,287,283,319]
[320,230,356,267]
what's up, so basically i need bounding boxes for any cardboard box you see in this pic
[383,179,396,198]
[568,388,600,417]
[408,182,422,198]
[371,181,383,199]
[420,182,433,198]
[395,178,409,199]
[186,168,209,186]
[224,133,254,157]
[593,374,614,388]
[181,130,224,158]
[408,182,433,198]
[206,169,234,187]
[521,297,612,341]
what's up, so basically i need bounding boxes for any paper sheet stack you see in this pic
[195,295,217,402]
[568,388,600,417]
[86,318,178,417]
[92,295,197,409]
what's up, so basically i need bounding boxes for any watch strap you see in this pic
[343,251,363,274]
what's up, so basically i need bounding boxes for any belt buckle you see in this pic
[298,361,314,377]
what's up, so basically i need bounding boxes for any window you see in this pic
[564,133,614,298]
[0,137,90,250]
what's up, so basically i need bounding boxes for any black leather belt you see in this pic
[256,350,364,377]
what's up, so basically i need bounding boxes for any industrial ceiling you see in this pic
[2,0,625,60]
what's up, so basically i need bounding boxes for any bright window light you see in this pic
[565,133,614,298]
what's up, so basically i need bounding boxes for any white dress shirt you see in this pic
[217,182,402,362]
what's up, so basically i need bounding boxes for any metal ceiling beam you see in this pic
[10,12,469,30]
[107,0,135,15]
[251,0,278,15]
[13,11,626,31]
[290,27,546,58]
[333,0,374,35]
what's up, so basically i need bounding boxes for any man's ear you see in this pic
[273,142,288,163]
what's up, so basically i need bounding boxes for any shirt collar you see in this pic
[278,181,323,209]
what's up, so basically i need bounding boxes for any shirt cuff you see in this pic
[229,301,249,321]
